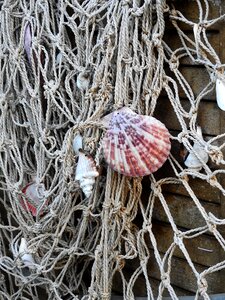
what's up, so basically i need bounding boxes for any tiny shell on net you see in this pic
[184,126,208,171]
[18,238,36,269]
[11,237,36,269]
[216,78,225,111]
[77,70,90,91]
[102,107,171,177]
[75,151,99,197]
[73,133,83,155]
[21,182,47,216]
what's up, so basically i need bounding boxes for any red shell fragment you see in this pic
[21,182,47,216]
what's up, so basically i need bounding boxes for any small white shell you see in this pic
[75,151,99,197]
[184,127,208,171]
[11,238,36,269]
[19,238,35,268]
[77,71,90,91]
[56,52,63,65]
[73,133,83,155]
[216,78,225,111]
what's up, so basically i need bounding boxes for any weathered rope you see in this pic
[0,0,225,299]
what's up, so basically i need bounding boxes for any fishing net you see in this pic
[0,0,225,299]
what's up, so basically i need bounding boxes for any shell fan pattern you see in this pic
[102,107,171,177]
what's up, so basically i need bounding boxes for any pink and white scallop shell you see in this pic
[102,107,171,177]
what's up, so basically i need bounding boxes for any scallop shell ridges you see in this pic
[102,107,171,177]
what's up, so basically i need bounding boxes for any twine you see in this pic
[0,0,225,299]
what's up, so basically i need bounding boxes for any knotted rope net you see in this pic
[0,0,225,299]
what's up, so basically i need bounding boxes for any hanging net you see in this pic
[0,0,225,299]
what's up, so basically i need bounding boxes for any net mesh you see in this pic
[0,0,225,299]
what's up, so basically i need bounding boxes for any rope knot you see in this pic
[101,292,110,299]
[122,0,131,6]
[170,9,177,17]
[131,7,144,17]
[209,148,224,165]
[122,56,132,64]
[116,255,125,270]
[83,207,91,218]
[31,37,40,48]
[210,71,217,83]
[177,131,189,142]
[88,287,98,298]
[198,277,208,295]
[30,223,42,234]
[152,35,161,47]
[44,80,58,93]
[162,76,169,88]
[12,47,22,61]
[207,175,218,188]
[112,203,122,214]
[151,182,162,195]
[50,282,59,291]
[163,4,170,12]
[174,232,183,245]
[169,57,179,70]
[143,222,152,231]
[51,34,60,45]
[206,219,216,233]
[49,208,57,218]
[0,273,4,283]
[102,202,111,210]
[40,129,49,143]
[152,88,160,100]
[161,272,170,287]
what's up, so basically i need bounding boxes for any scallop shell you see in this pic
[102,107,171,177]
[216,78,225,111]
[184,127,208,171]
[21,182,47,216]
[11,238,36,269]
[75,151,99,197]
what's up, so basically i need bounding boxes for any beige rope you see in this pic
[0,0,225,299]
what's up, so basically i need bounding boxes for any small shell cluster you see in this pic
[73,134,99,197]
[101,107,171,177]
[184,126,209,172]
[21,182,47,216]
